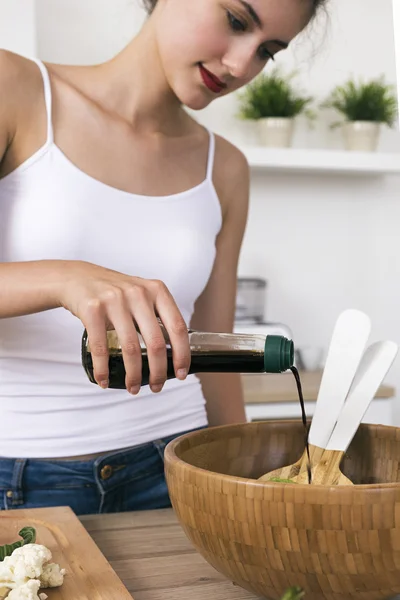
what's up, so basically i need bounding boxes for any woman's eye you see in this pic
[227,11,247,32]
[258,46,275,62]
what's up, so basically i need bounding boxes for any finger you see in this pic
[104,295,143,395]
[152,282,190,380]
[83,300,109,388]
[127,288,167,392]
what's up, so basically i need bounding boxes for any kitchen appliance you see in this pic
[235,277,267,323]
[234,276,293,340]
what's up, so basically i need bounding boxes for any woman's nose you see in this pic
[222,43,257,81]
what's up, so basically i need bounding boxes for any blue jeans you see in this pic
[0,428,201,515]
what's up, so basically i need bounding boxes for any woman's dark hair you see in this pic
[312,0,328,18]
[144,0,327,17]
[143,0,157,14]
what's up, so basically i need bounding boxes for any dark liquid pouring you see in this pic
[290,367,312,484]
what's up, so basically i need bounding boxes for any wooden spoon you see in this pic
[295,340,398,485]
[258,309,371,483]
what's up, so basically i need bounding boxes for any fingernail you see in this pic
[151,384,163,393]
[177,369,187,380]
[100,380,109,389]
[130,386,141,395]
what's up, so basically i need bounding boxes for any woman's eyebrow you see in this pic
[239,1,263,28]
[238,1,289,48]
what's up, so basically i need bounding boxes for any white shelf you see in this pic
[240,146,400,176]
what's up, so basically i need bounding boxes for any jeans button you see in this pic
[100,465,113,480]
[6,491,13,498]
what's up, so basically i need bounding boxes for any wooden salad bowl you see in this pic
[164,420,400,600]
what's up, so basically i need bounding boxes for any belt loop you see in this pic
[94,455,105,488]
[153,439,166,462]
[7,459,27,506]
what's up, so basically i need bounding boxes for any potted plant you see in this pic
[237,69,314,148]
[322,76,398,152]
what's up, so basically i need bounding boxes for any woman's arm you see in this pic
[0,259,192,393]
[0,52,191,393]
[190,137,250,426]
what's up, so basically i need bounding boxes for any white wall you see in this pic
[394,0,400,127]
[32,0,400,421]
[35,0,145,64]
[0,0,37,56]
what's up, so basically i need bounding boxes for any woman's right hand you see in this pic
[58,261,190,394]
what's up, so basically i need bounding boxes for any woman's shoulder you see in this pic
[184,115,248,176]
[214,133,249,177]
[0,49,43,171]
[0,49,27,79]
[183,117,249,221]
[211,133,249,220]
[0,50,48,137]
[0,50,51,175]
[0,50,45,98]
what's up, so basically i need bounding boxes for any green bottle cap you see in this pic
[264,335,294,373]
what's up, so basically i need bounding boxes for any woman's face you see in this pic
[154,0,313,109]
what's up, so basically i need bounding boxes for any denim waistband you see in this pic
[0,427,203,509]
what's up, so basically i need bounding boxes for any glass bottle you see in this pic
[81,324,294,389]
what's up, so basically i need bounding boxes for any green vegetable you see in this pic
[0,527,36,561]
[280,586,305,600]
[269,477,297,484]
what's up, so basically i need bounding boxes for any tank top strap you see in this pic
[30,58,54,145]
[205,129,215,181]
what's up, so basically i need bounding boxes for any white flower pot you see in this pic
[257,117,295,148]
[342,121,381,152]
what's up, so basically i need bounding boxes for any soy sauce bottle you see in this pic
[81,324,294,389]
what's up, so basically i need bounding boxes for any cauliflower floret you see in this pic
[0,557,17,584]
[7,579,41,600]
[3,545,52,585]
[0,559,18,596]
[0,542,65,599]
[39,563,65,588]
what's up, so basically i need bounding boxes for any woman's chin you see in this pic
[178,88,215,111]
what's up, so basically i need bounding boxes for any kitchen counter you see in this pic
[241,370,396,424]
[80,508,258,599]
[81,506,400,600]
[80,507,400,600]
[241,370,395,403]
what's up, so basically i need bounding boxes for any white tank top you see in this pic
[0,58,222,458]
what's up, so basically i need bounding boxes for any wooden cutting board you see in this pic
[0,506,133,599]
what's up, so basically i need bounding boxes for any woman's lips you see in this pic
[198,64,227,94]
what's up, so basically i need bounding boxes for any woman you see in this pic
[0,0,326,514]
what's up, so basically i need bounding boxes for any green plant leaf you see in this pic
[280,586,305,600]
[322,76,398,128]
[269,477,297,484]
[236,68,314,120]
[0,527,36,561]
